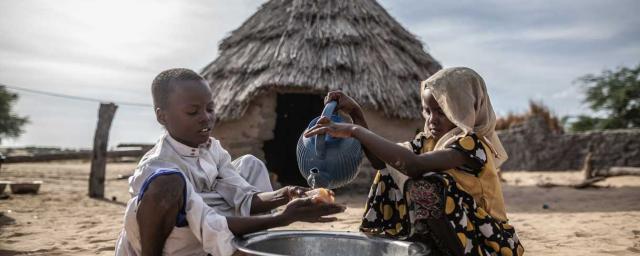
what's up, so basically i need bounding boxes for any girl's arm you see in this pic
[304,118,471,178]
[324,91,386,170]
[346,106,387,170]
[351,126,468,178]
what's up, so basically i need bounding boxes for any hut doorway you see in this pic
[263,93,324,186]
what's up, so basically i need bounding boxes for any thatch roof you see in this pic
[202,0,441,121]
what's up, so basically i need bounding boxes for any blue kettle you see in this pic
[296,101,363,189]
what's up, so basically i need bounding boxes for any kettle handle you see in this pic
[315,101,337,159]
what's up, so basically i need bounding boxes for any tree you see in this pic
[0,86,29,143]
[570,64,640,132]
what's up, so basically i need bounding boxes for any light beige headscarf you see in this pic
[421,67,508,168]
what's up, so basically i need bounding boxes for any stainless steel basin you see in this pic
[233,230,430,256]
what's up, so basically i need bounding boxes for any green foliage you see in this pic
[0,86,29,142]
[570,64,640,132]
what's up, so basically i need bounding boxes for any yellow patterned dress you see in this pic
[360,133,524,256]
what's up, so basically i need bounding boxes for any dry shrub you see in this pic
[495,101,563,133]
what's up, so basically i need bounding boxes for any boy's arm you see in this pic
[210,139,308,214]
[227,197,345,236]
[249,186,307,214]
[134,161,344,256]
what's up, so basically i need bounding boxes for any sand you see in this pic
[1,162,639,255]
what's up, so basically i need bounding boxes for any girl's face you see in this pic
[422,89,456,140]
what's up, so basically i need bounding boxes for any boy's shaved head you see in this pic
[152,68,206,109]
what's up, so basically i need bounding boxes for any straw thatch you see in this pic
[202,0,441,121]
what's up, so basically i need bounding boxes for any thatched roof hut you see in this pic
[202,0,441,185]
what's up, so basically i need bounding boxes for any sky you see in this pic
[0,0,638,148]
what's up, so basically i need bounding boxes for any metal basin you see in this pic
[233,230,430,256]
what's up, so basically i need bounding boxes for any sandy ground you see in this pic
[1,162,639,255]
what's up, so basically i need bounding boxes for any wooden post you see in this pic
[89,103,118,198]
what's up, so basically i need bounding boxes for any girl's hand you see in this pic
[325,91,363,117]
[303,117,358,138]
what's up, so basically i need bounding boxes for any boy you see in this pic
[115,68,344,256]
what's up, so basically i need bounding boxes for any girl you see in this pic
[305,67,523,256]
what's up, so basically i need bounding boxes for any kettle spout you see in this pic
[306,168,330,189]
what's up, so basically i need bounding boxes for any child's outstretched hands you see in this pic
[283,185,309,200]
[303,116,358,138]
[325,91,363,117]
[281,197,345,223]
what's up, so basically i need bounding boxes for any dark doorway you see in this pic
[263,93,324,186]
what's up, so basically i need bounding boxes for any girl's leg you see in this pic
[424,215,464,256]
[406,179,464,256]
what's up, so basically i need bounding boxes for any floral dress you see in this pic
[360,133,524,256]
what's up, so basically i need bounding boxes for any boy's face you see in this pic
[156,79,215,147]
[422,89,456,140]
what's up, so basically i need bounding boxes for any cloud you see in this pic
[378,0,640,117]
[1,0,639,147]
[0,0,264,147]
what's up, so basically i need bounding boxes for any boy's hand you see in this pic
[325,91,363,117]
[303,117,358,138]
[305,188,335,204]
[280,198,346,224]
[283,186,309,201]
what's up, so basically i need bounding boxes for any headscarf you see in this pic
[421,67,509,168]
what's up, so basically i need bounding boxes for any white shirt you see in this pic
[116,134,261,256]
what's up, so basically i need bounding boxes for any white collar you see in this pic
[165,133,211,157]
